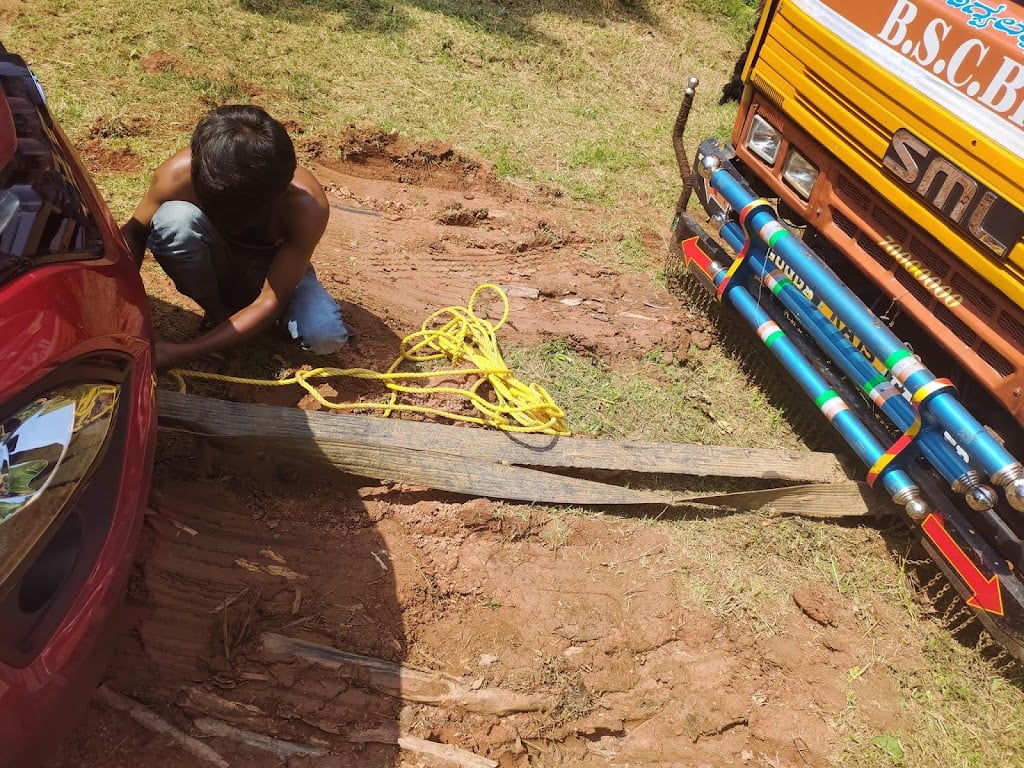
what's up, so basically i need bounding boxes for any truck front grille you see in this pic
[829,173,1018,381]
[1000,315,1024,348]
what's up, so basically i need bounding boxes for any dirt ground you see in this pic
[48,132,910,768]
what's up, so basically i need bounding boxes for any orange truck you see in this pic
[671,0,1024,656]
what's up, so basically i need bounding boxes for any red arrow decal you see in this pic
[680,236,714,278]
[921,513,1004,616]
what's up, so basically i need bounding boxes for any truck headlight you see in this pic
[0,384,119,598]
[782,149,819,200]
[746,115,782,165]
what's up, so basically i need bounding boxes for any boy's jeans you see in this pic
[147,201,350,354]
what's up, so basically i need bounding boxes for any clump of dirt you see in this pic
[435,202,490,226]
[141,51,181,74]
[792,584,841,627]
[279,118,306,136]
[80,140,144,174]
[88,114,153,139]
[302,125,490,192]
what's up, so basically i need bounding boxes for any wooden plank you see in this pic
[193,719,327,759]
[393,737,499,768]
[262,633,553,716]
[157,393,873,516]
[193,427,875,514]
[259,433,678,505]
[685,481,880,518]
[96,687,229,768]
[158,392,847,483]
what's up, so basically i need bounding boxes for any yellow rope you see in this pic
[165,283,570,435]
[72,384,118,432]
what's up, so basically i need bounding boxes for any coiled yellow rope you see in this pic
[165,283,570,435]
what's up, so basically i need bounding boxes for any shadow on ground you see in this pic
[45,297,412,767]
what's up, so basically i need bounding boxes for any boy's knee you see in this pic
[149,201,212,252]
[286,318,350,355]
[151,201,205,233]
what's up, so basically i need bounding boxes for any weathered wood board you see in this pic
[157,392,876,516]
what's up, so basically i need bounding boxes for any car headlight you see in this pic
[746,115,782,165]
[0,383,119,599]
[782,149,820,200]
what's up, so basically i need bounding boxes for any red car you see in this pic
[0,48,156,766]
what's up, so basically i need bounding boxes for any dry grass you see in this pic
[505,339,798,448]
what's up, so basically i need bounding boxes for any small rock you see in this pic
[675,330,692,360]
[502,284,540,299]
[690,331,714,351]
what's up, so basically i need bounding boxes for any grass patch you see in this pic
[505,338,798,448]
[540,655,598,724]
[664,501,1024,768]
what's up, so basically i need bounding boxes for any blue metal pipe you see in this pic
[709,167,1024,490]
[706,254,918,501]
[719,222,978,489]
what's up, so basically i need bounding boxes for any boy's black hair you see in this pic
[190,105,296,219]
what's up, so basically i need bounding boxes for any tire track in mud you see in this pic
[311,163,697,363]
[54,472,870,768]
